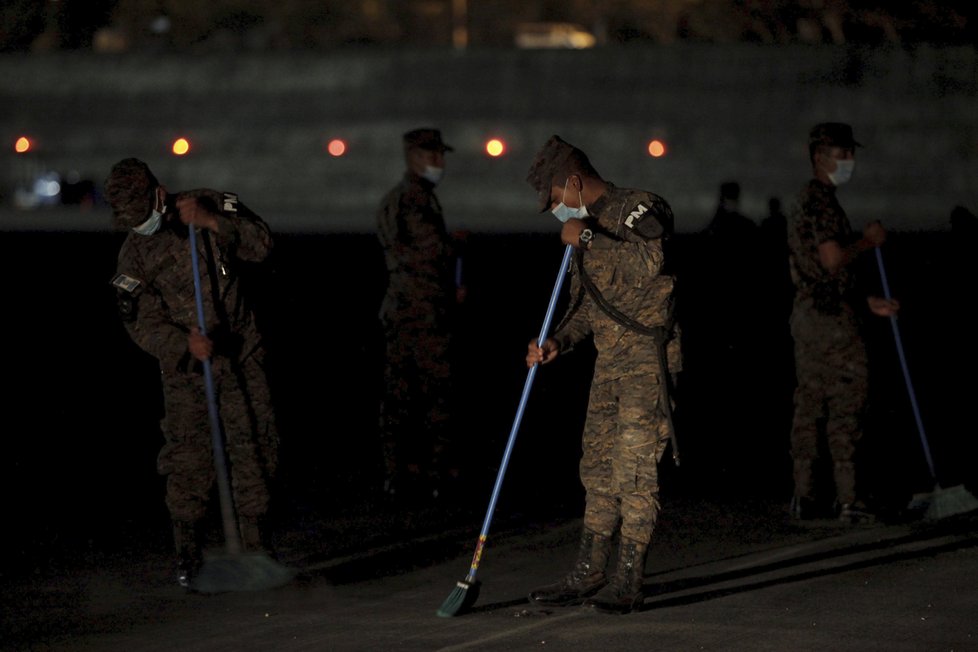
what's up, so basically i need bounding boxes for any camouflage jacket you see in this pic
[111,189,273,376]
[786,178,859,320]
[553,184,682,382]
[376,172,455,327]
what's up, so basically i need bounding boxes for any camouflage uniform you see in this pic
[521,136,681,614]
[376,170,456,492]
[786,178,868,508]
[111,188,279,539]
[551,184,682,546]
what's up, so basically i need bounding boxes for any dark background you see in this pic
[3,225,974,579]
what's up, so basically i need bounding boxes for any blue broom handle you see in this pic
[189,226,242,553]
[874,246,937,481]
[467,244,574,580]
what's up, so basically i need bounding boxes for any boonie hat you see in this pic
[525,135,580,213]
[403,128,453,152]
[104,158,158,230]
[808,122,862,150]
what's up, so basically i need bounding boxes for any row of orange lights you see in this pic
[14,136,669,158]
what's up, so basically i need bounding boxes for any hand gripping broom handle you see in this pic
[875,246,937,482]
[189,227,243,554]
[463,244,575,583]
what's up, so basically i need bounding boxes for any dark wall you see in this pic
[1,44,976,234]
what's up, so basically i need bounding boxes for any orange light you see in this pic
[647,139,666,157]
[172,138,191,156]
[485,138,505,157]
[15,136,31,153]
[327,139,347,157]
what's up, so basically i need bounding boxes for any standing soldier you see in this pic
[786,123,899,523]
[523,135,682,615]
[376,128,464,503]
[105,158,280,588]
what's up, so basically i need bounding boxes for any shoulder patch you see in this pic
[111,273,142,293]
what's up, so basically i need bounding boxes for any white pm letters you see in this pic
[624,203,648,229]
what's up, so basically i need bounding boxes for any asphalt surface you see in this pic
[5,490,978,652]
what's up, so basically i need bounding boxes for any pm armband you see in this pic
[222,192,238,214]
[622,200,665,240]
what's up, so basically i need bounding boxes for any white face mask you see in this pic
[551,178,588,223]
[827,159,855,186]
[422,165,444,184]
[133,193,166,236]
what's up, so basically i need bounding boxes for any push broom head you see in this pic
[436,578,481,618]
[191,551,296,594]
[909,484,978,521]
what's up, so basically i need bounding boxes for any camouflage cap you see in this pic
[403,128,453,152]
[104,158,158,229]
[808,122,862,150]
[525,135,580,213]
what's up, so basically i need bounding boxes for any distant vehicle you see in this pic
[11,168,97,210]
[514,22,596,49]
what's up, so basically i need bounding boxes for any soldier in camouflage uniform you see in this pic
[524,136,682,615]
[105,158,279,588]
[786,123,899,523]
[376,128,463,502]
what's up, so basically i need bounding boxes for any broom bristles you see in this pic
[436,579,481,618]
[909,484,978,521]
[191,551,295,594]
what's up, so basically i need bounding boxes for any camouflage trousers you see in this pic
[580,371,671,546]
[789,310,868,506]
[157,350,279,524]
[379,321,453,483]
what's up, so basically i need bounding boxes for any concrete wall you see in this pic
[1,44,975,233]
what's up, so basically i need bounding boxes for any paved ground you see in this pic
[5,491,978,652]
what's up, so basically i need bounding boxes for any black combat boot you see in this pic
[173,521,202,590]
[528,528,611,606]
[583,538,647,614]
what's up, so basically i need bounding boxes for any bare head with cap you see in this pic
[104,158,168,232]
[403,128,453,185]
[525,135,604,215]
[808,122,861,187]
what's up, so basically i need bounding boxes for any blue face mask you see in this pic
[551,179,588,223]
[133,193,165,236]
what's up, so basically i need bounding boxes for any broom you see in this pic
[875,247,978,520]
[187,225,295,593]
[437,244,574,617]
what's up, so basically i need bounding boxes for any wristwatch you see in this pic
[579,228,594,249]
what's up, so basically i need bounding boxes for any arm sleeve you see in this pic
[551,273,592,352]
[214,198,274,264]
[115,247,191,372]
[590,192,671,276]
[181,189,273,264]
